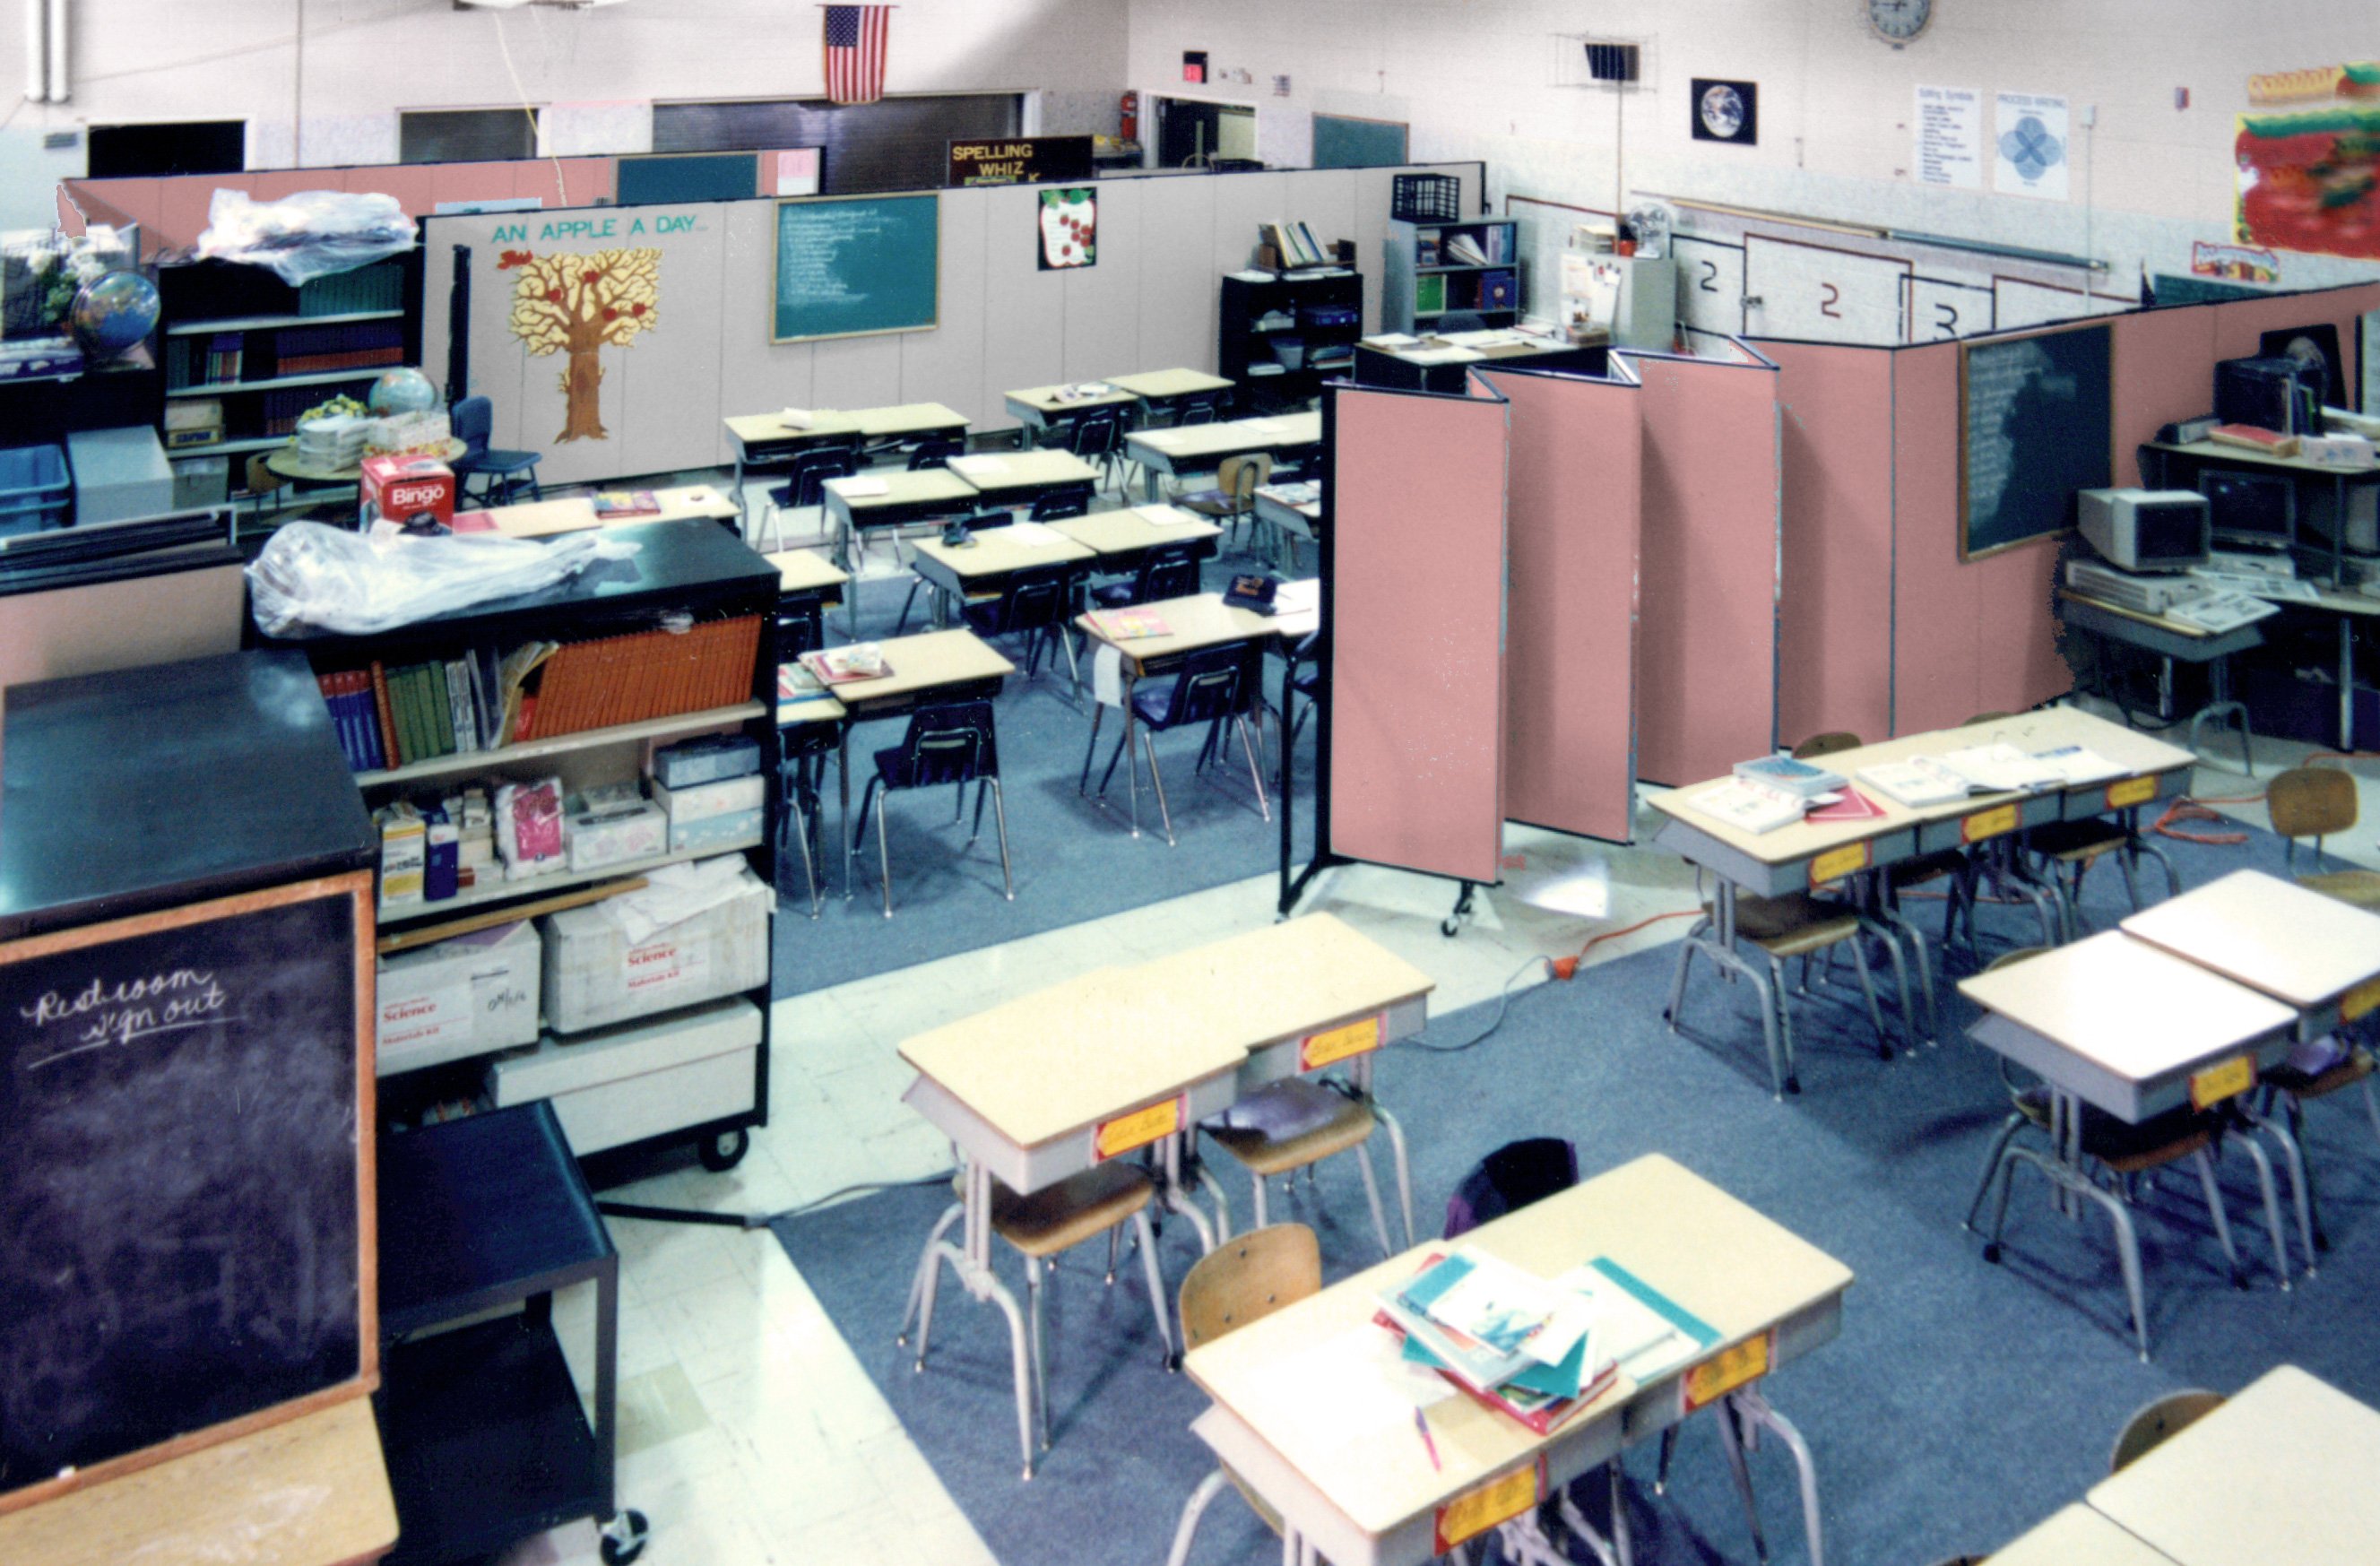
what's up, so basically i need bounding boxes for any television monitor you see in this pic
[2214,355,2319,435]
[2077,488,2210,571]
[2199,469,2297,549]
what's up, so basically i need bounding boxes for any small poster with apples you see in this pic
[1039,187,1097,271]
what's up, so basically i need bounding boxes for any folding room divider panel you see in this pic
[1324,381,1510,887]
[1478,364,1642,844]
[1621,348,1782,785]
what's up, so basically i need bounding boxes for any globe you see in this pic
[67,270,160,361]
[368,367,438,417]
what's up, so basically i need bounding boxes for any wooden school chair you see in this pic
[1666,887,1901,1097]
[2268,765,2380,911]
[1179,452,1271,550]
[1201,1076,1407,1260]
[1163,1224,1322,1566]
[1963,947,2290,1357]
[2108,1389,2226,1474]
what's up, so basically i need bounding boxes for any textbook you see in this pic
[1686,777,1809,835]
[591,489,660,518]
[801,647,895,686]
[1855,757,1977,808]
[1939,742,2067,793]
[1090,609,1171,641]
[1733,753,1847,799]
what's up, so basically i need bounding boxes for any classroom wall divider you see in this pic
[1312,378,1510,899]
[1618,346,1783,785]
[421,164,1482,489]
[1478,362,1642,844]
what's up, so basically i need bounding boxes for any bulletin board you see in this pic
[771,192,939,343]
[616,152,757,205]
[1959,321,2112,559]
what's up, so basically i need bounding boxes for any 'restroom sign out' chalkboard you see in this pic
[1959,320,2114,559]
[771,192,940,343]
[0,873,374,1507]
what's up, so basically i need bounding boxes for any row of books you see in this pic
[1259,220,1334,269]
[164,333,245,390]
[1416,226,1512,266]
[316,657,512,774]
[1692,741,2130,834]
[518,615,764,741]
[274,321,405,376]
[1373,1247,1714,1436]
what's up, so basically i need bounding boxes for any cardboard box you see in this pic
[376,920,541,1075]
[361,454,455,532]
[651,773,766,823]
[651,733,762,790]
[669,805,765,854]
[539,860,771,1033]
[487,997,759,1155]
[567,798,668,871]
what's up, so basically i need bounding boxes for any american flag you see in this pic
[823,5,890,107]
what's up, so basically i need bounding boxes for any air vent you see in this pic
[1585,41,1640,82]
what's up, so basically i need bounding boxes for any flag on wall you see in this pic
[823,5,891,107]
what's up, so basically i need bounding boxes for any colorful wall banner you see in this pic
[2236,85,2380,261]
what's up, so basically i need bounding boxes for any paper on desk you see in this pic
[1005,522,1065,547]
[1275,578,1322,616]
[1134,504,1192,526]
[781,407,818,429]
[1093,645,1125,708]
[827,475,889,497]
[948,454,1008,476]
[1401,347,1483,365]
[1362,333,1422,348]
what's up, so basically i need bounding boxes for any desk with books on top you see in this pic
[896,913,1432,1480]
[1002,380,1140,434]
[1184,1154,1850,1566]
[461,484,738,538]
[1127,411,1322,500]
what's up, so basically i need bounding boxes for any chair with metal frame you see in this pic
[908,437,964,470]
[1091,641,1268,847]
[894,507,1011,636]
[1200,1075,1408,1264]
[1069,410,1127,495]
[449,394,543,507]
[775,721,835,919]
[962,562,1080,685]
[761,443,860,553]
[2108,1389,2226,1474]
[1178,453,1271,550]
[2267,765,2380,910]
[1028,485,1093,522]
[852,700,1013,918]
[1090,541,1204,611]
[1162,1224,1321,1566]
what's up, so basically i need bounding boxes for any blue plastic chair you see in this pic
[449,395,541,506]
[852,700,1012,917]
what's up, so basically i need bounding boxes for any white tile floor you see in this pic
[491,501,2380,1566]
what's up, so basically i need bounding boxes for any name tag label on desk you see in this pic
[1093,1095,1183,1162]
[1301,1015,1384,1071]
[1682,1331,1772,1414]
[2341,975,2380,1025]
[2106,775,2159,809]
[1809,843,1872,884]
[1432,1458,1544,1553]
[2190,1053,2257,1111]
[1960,803,2020,844]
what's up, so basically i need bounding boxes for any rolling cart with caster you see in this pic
[375,1101,648,1565]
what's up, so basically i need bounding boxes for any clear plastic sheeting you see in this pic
[247,521,636,636]
[195,188,418,287]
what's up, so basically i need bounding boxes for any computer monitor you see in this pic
[2199,469,2297,550]
[2077,488,2210,572]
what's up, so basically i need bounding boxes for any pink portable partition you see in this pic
[1627,352,1781,784]
[1477,367,1641,842]
[1763,341,1896,748]
[1327,384,1510,886]
[2111,306,2217,485]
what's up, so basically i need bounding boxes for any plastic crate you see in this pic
[1392,174,1462,223]
[0,442,69,535]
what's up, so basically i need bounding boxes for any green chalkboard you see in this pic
[1313,114,1408,169]
[617,151,757,205]
[771,193,939,343]
[1959,321,2113,559]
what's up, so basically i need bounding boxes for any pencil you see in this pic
[1413,1405,1442,1470]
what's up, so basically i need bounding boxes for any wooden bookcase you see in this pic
[1381,217,1521,334]
[258,519,783,1176]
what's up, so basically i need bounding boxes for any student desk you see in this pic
[1127,411,1323,500]
[2057,589,2261,762]
[1105,367,1235,415]
[1185,1154,1851,1566]
[766,546,851,634]
[946,448,1103,507]
[1075,592,1277,838]
[2121,869,2380,1043]
[457,484,738,538]
[2087,1363,2380,1566]
[820,469,979,570]
[1254,480,1323,564]
[0,1399,399,1566]
[908,525,1097,627]
[818,628,1015,895]
[1990,1504,2180,1566]
[1002,381,1140,434]
[723,402,971,523]
[1048,503,1224,575]
[1959,930,2297,1354]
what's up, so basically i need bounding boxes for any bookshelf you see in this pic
[260,520,783,1176]
[1382,217,1522,334]
[1218,268,1364,411]
[152,254,425,507]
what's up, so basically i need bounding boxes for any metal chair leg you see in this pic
[2247,1108,2316,1279]
[1133,1206,1174,1369]
[1352,1138,1394,1260]
[1843,930,1895,1060]
[1963,1112,2030,1231]
[2229,1129,2294,1289]
[1143,727,1176,846]
[2189,1147,2245,1289]
[1025,1255,1050,1451]
[991,779,1015,901]
[1373,1100,1415,1248]
[1164,1469,1233,1566]
[897,1201,965,1345]
[1235,714,1270,820]
[877,789,895,919]
[1716,1397,1771,1565]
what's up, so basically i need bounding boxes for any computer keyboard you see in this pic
[2188,569,2323,601]
[2168,590,2281,634]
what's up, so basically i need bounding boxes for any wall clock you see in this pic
[1867,0,1933,44]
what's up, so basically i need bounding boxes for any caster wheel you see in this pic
[1982,1242,2002,1265]
[697,1128,750,1172]
[1441,918,1461,938]
[1166,1352,1182,1373]
[2229,1268,2248,1292]
[1785,1075,1802,1095]
[599,1510,650,1566]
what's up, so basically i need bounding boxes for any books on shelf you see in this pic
[1415,274,1449,316]
[1443,232,1491,267]
[1733,753,1848,799]
[1686,777,1812,835]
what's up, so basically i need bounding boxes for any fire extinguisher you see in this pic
[1121,91,1139,143]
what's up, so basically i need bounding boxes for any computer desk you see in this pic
[2056,589,2262,764]
[896,913,1433,1478]
[2086,1363,2380,1566]
[462,483,739,538]
[723,402,971,523]
[1127,411,1322,500]
[1002,381,1140,435]
[814,628,1016,896]
[945,448,1103,507]
[0,1398,399,1566]
[2275,586,2380,749]
[906,526,1097,627]
[1074,592,1277,838]
[1185,1154,1850,1566]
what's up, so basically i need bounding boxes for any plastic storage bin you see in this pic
[0,442,69,537]
[1391,173,1462,223]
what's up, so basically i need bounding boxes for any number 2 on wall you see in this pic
[1934,302,1959,339]
[1819,282,1842,319]
[1698,259,1720,294]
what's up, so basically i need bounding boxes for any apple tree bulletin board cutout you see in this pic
[505,248,662,442]
[1039,188,1096,270]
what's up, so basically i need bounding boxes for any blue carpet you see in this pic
[775,819,2380,1565]
[773,547,1316,992]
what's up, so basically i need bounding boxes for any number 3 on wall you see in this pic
[1819,282,1842,319]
